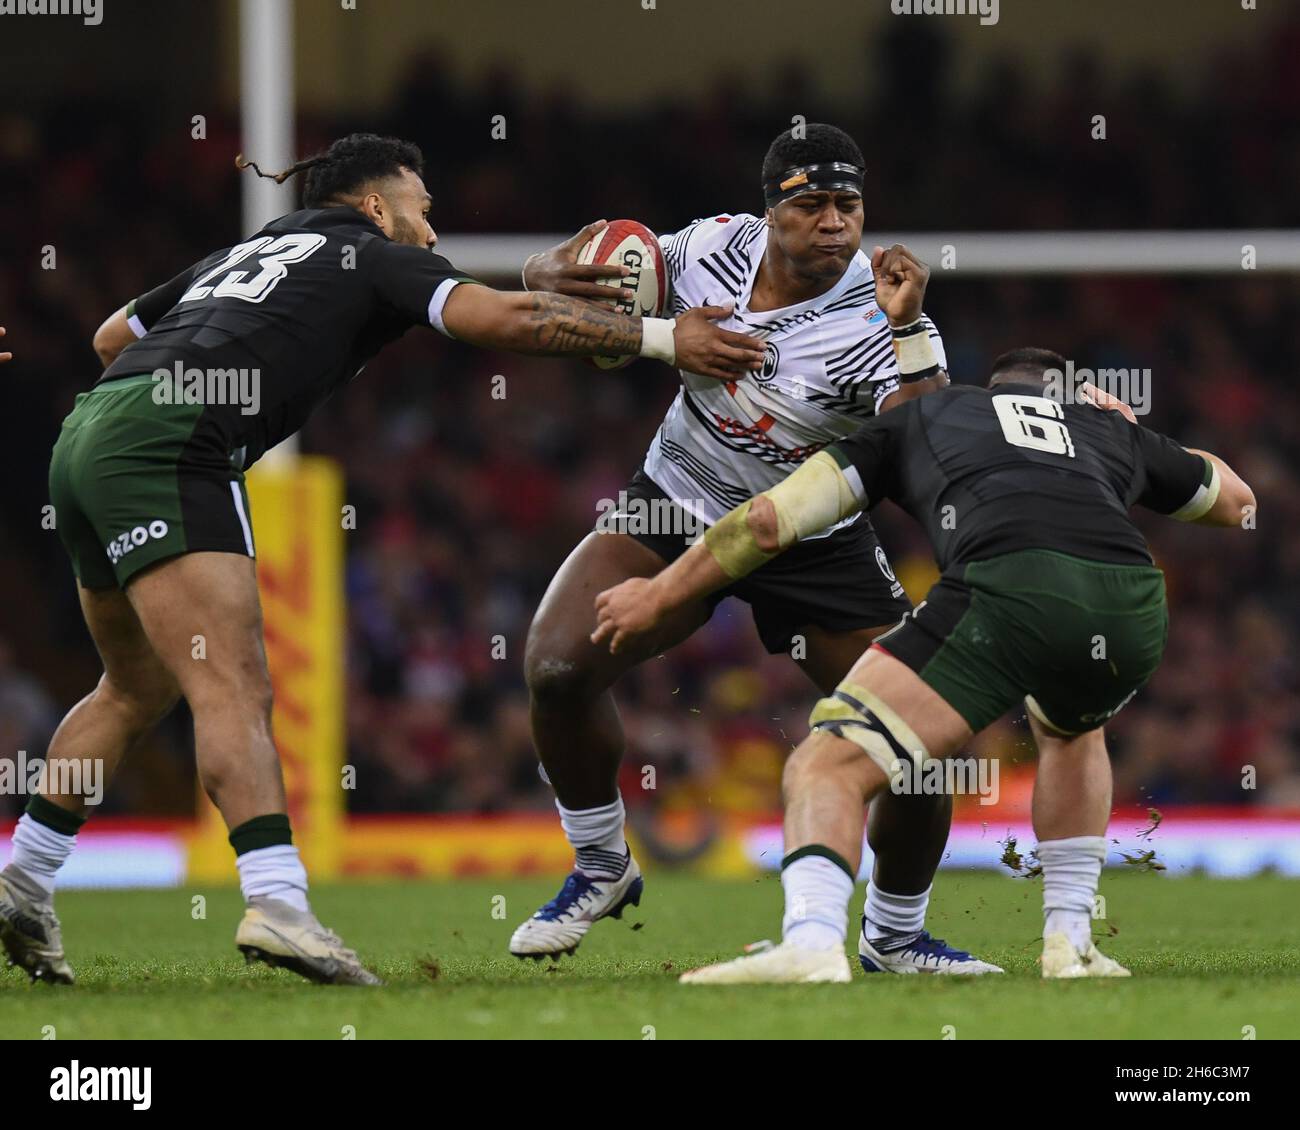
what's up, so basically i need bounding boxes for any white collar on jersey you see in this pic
[736,244,873,325]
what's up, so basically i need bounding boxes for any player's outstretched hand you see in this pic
[0,327,11,364]
[673,304,766,381]
[871,243,930,327]
[592,577,663,655]
[522,220,634,302]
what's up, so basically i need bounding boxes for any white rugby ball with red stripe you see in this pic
[575,219,668,370]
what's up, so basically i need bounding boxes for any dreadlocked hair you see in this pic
[234,154,324,184]
[235,133,425,209]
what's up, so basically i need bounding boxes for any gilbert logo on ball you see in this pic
[576,220,668,371]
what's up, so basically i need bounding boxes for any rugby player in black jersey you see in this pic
[593,329,1254,981]
[0,134,766,987]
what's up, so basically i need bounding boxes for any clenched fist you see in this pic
[871,244,930,327]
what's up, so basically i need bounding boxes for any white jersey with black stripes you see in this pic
[644,213,947,537]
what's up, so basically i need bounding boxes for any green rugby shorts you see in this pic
[873,549,1168,735]
[48,373,255,589]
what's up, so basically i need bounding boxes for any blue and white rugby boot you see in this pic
[510,854,643,960]
[858,919,1004,975]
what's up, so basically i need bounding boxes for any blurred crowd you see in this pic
[2,19,1298,821]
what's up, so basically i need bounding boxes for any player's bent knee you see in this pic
[807,680,929,788]
[525,652,587,707]
[524,647,600,707]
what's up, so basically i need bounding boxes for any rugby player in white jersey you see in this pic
[513,124,1000,974]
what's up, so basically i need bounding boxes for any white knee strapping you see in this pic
[808,680,928,784]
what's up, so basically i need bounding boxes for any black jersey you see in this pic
[99,208,478,469]
[828,382,1213,569]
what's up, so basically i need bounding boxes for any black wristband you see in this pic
[890,317,928,339]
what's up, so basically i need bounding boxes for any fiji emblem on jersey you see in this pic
[755,341,780,384]
[864,306,887,326]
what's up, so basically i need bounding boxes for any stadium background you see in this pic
[0,0,1297,885]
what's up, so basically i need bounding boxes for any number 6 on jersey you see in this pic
[993,394,1076,458]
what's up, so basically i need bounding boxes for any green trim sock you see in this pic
[228,813,293,856]
[8,798,87,896]
[229,815,308,913]
[25,795,87,837]
[1039,835,1106,951]
[781,843,855,880]
[235,844,310,913]
[781,845,855,952]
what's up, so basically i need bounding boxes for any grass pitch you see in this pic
[2,873,1297,1040]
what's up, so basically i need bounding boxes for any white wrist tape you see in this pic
[638,317,676,364]
[893,329,939,378]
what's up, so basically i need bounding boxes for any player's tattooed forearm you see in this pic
[525,292,642,356]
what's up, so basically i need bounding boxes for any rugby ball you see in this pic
[575,219,668,370]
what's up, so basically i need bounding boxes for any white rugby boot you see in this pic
[0,866,74,985]
[235,897,381,986]
[679,940,852,985]
[1040,931,1131,979]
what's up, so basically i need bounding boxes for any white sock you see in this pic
[8,813,77,897]
[863,880,930,943]
[781,855,854,952]
[236,844,310,913]
[557,796,628,879]
[1038,835,1106,951]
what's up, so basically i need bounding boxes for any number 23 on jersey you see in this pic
[179,234,327,305]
